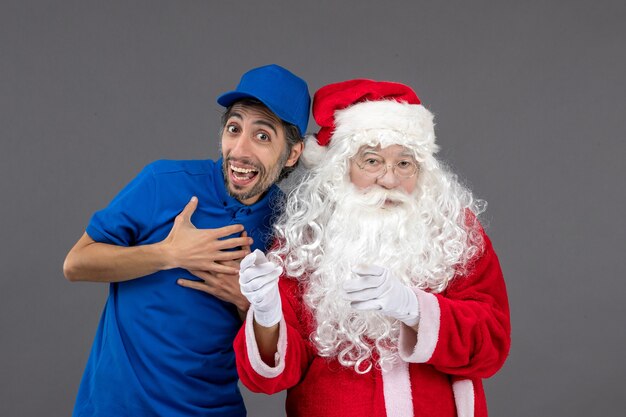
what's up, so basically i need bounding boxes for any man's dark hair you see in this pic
[221,98,303,181]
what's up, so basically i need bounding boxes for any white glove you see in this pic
[239,249,283,327]
[343,265,420,327]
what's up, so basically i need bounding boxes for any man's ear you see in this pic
[285,141,304,167]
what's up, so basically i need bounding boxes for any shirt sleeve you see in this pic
[398,230,511,379]
[234,278,314,394]
[86,163,157,246]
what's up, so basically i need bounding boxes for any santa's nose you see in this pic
[375,166,402,189]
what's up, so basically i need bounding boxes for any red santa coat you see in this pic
[234,231,510,417]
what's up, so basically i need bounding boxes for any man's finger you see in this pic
[214,236,254,251]
[241,230,252,253]
[213,249,256,264]
[177,278,211,293]
[189,270,218,282]
[206,261,240,275]
[178,196,199,224]
[212,224,246,238]
[217,260,240,269]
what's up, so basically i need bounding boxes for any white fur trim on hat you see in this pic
[301,134,328,168]
[334,100,438,158]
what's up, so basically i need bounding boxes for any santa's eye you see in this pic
[363,157,383,166]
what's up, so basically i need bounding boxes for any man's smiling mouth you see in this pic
[230,163,259,183]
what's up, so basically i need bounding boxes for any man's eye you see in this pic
[256,132,270,141]
[364,158,382,166]
[227,125,239,134]
[397,160,412,168]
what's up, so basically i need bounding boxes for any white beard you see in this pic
[304,181,423,373]
[272,158,484,373]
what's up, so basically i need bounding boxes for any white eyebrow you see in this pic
[359,147,380,154]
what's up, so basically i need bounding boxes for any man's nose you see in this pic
[229,135,253,157]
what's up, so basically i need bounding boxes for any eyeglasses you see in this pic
[353,152,419,179]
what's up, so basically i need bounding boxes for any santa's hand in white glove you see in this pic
[239,249,283,327]
[343,264,420,327]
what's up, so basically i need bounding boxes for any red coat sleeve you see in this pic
[234,277,316,394]
[399,230,511,379]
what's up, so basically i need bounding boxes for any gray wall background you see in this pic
[2,1,625,416]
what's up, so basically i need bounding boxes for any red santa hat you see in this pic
[302,79,438,167]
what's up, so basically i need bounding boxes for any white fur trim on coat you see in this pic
[398,290,440,363]
[452,379,475,417]
[382,357,414,417]
[244,308,287,378]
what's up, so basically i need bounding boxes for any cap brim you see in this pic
[217,91,261,108]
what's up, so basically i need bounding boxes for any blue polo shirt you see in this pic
[73,158,282,417]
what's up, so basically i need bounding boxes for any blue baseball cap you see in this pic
[217,64,311,137]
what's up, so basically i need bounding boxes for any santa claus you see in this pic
[234,79,511,417]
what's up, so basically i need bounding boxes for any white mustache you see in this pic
[348,187,412,208]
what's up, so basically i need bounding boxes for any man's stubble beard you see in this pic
[222,148,290,203]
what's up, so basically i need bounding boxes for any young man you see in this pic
[235,79,511,416]
[63,64,310,417]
